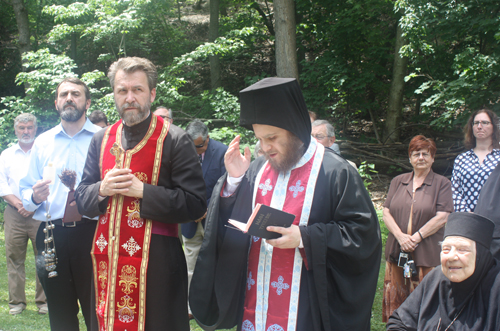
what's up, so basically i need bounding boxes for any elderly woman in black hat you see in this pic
[387,212,500,330]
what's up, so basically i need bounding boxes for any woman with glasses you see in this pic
[382,135,453,322]
[451,109,500,212]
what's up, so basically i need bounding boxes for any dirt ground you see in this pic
[368,173,391,210]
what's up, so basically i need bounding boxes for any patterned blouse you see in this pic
[451,149,500,212]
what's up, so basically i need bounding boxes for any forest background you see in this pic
[1,0,499,173]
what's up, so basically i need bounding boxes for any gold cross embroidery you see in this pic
[110,142,124,169]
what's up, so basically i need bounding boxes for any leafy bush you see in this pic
[0,49,109,150]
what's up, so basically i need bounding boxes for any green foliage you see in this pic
[377,209,389,248]
[209,126,239,146]
[297,0,396,123]
[397,0,500,128]
[387,165,403,174]
[0,230,86,329]
[203,88,256,149]
[358,161,378,190]
[0,49,109,149]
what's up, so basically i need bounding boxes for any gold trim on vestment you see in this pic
[99,125,113,178]
[98,116,168,331]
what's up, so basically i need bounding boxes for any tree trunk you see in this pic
[10,0,31,62]
[176,0,181,22]
[274,0,298,80]
[71,32,77,61]
[209,0,221,89]
[250,2,274,36]
[384,24,408,143]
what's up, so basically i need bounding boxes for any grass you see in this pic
[0,209,388,331]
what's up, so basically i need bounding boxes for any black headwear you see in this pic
[435,212,496,329]
[444,212,495,249]
[239,78,311,147]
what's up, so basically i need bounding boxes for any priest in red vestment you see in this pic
[76,57,206,331]
[190,78,381,331]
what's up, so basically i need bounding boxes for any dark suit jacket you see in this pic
[182,138,227,238]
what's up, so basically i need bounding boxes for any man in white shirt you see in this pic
[0,113,47,315]
[19,78,100,330]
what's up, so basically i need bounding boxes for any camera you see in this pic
[404,260,418,278]
[398,252,409,267]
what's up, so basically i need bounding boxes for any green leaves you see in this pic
[398,0,500,128]
[0,49,109,145]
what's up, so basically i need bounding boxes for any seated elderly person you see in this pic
[386,212,500,331]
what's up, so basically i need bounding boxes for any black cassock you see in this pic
[387,245,500,331]
[190,149,382,331]
[474,163,500,259]
[75,114,206,330]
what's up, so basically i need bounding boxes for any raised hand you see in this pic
[224,135,251,178]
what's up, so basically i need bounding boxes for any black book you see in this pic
[228,203,296,239]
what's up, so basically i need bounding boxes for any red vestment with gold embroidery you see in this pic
[91,116,170,331]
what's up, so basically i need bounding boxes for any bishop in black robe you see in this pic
[189,78,381,331]
[76,113,207,330]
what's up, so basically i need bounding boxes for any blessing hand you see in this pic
[225,135,251,178]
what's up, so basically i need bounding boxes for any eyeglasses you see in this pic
[195,139,207,148]
[411,152,431,158]
[159,115,171,121]
[312,134,329,140]
[473,120,491,126]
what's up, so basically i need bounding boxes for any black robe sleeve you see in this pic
[75,125,207,223]
[190,151,382,331]
[387,262,500,331]
[474,163,500,259]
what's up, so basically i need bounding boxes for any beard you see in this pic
[56,101,86,122]
[116,100,151,126]
[19,134,35,144]
[265,133,305,173]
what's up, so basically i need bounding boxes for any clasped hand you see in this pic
[397,233,420,252]
[99,168,144,198]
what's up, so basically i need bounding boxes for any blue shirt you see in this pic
[451,149,500,212]
[20,119,100,221]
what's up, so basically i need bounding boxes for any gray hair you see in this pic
[155,107,173,120]
[108,57,158,91]
[185,119,208,141]
[312,119,335,138]
[88,110,108,125]
[14,113,37,129]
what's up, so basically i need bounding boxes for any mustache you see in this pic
[120,102,141,111]
[63,101,76,109]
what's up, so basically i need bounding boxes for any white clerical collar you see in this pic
[292,137,320,170]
